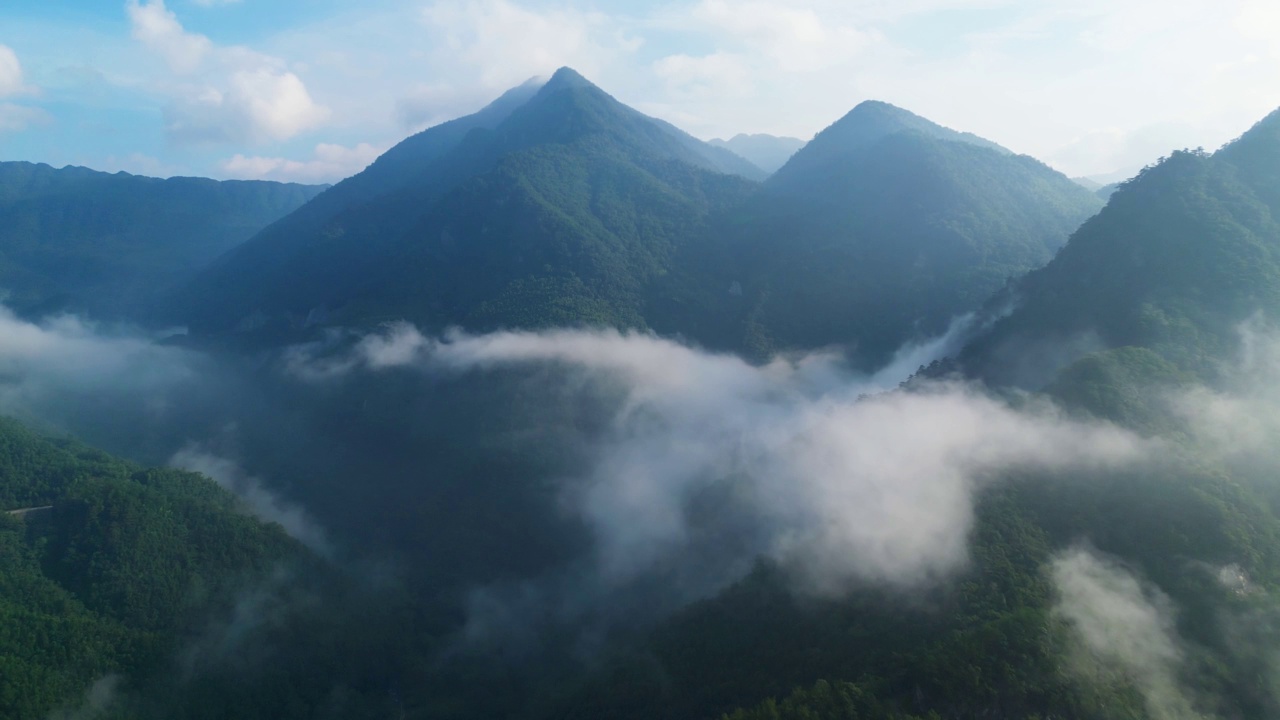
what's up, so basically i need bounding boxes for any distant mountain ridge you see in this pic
[0,162,324,319]
[708,133,806,174]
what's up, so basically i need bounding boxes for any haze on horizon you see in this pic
[1,0,1277,184]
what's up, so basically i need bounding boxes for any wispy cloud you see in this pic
[1052,547,1202,720]
[0,44,34,98]
[219,141,382,183]
[0,43,46,133]
[170,444,331,554]
[286,324,1148,596]
[125,0,328,144]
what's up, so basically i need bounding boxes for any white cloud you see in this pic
[0,44,31,98]
[0,0,1274,177]
[686,0,877,73]
[0,103,49,133]
[126,0,328,144]
[1048,122,1206,182]
[1172,323,1280,460]
[0,44,45,133]
[652,52,753,98]
[229,0,1274,178]
[420,0,638,88]
[646,0,1280,174]
[170,445,330,554]
[0,305,196,425]
[1052,548,1201,720]
[357,0,640,129]
[287,325,1147,594]
[220,142,382,183]
[126,0,212,74]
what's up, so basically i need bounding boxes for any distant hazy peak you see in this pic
[712,132,805,144]
[708,134,806,174]
[767,99,1013,188]
[829,100,1010,154]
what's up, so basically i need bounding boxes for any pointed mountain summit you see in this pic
[951,106,1280,389]
[768,100,1009,189]
[176,68,763,336]
[674,100,1103,367]
[502,67,764,177]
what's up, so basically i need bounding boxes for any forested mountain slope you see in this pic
[0,162,322,319]
[177,68,764,337]
[177,76,1100,372]
[0,416,305,718]
[951,108,1280,389]
[672,101,1104,366]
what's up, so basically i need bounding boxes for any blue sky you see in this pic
[1,0,1277,183]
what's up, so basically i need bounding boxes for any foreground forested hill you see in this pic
[0,416,443,720]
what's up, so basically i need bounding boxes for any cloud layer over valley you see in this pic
[11,303,1280,668]
[285,324,1149,600]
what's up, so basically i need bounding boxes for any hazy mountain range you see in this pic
[172,69,1100,371]
[0,162,323,319]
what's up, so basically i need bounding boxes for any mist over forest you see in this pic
[4,3,1280,718]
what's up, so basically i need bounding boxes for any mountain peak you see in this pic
[542,66,596,92]
[769,99,1010,186]
[830,100,1007,153]
[846,99,911,116]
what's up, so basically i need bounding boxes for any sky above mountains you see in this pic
[1,0,1276,184]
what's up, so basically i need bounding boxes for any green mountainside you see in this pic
[0,417,303,718]
[675,102,1103,366]
[176,75,1100,372]
[177,68,764,336]
[0,415,459,720]
[951,109,1280,389]
[0,163,323,319]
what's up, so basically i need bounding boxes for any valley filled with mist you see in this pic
[4,7,1280,718]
